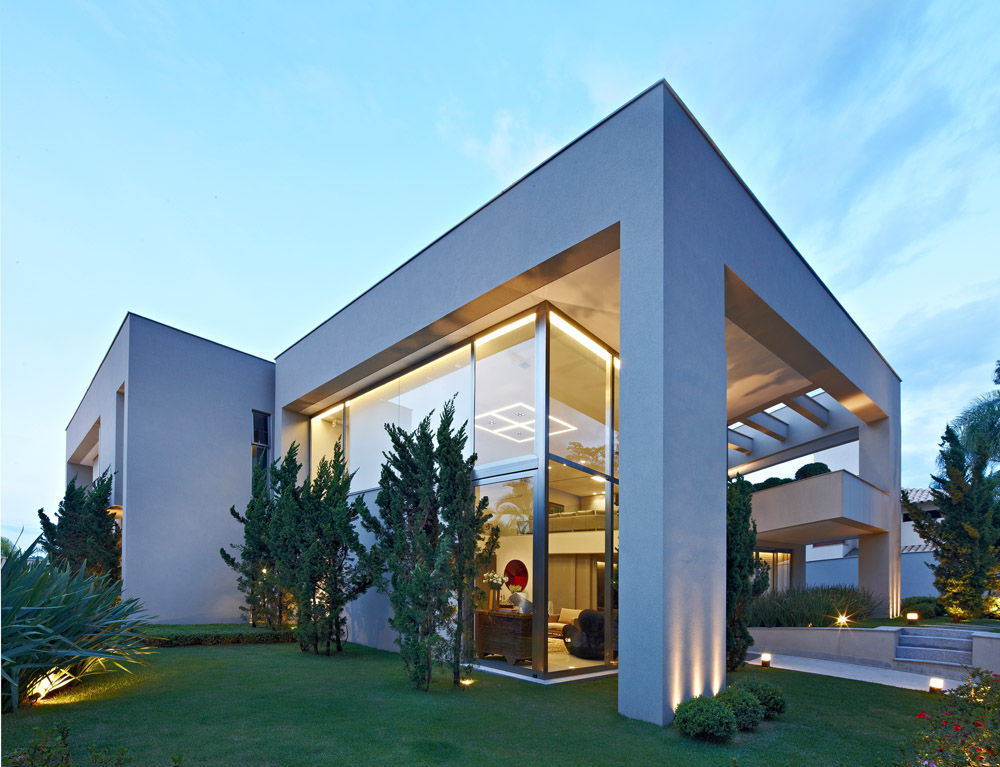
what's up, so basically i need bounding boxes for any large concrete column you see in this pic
[790,545,807,589]
[618,207,728,722]
[857,413,902,617]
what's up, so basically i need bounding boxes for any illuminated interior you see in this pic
[308,303,620,679]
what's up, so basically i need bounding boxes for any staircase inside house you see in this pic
[895,627,974,677]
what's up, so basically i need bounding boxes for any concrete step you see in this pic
[894,657,970,678]
[899,627,977,640]
[897,634,973,652]
[895,645,972,664]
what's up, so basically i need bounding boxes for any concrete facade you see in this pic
[66,314,275,623]
[66,82,901,725]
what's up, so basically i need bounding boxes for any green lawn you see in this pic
[2,643,929,766]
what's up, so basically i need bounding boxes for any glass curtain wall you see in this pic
[306,304,619,679]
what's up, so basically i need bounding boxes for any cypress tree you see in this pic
[38,469,120,578]
[726,475,768,670]
[360,414,451,690]
[312,441,372,654]
[436,398,499,687]
[904,426,1000,620]
[220,463,287,628]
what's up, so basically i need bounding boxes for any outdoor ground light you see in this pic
[760,652,771,668]
[928,677,945,694]
[906,612,919,625]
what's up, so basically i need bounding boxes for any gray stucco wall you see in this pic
[807,551,936,599]
[122,316,275,623]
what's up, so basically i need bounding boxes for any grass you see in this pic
[2,643,930,766]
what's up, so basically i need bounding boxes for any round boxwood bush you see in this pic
[673,695,737,742]
[715,685,765,731]
[735,677,786,719]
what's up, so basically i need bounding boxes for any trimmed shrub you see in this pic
[143,627,295,648]
[747,585,878,628]
[753,476,792,492]
[794,462,830,480]
[736,677,786,719]
[900,595,945,618]
[716,685,764,731]
[672,695,737,742]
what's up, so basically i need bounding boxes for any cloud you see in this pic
[436,99,560,187]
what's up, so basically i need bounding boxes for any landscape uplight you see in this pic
[928,677,945,693]
[760,652,771,669]
[906,612,919,625]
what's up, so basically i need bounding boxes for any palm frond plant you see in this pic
[1,537,153,711]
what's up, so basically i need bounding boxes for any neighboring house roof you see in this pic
[903,488,934,504]
[901,543,935,554]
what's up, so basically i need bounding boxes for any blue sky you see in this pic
[2,1,999,542]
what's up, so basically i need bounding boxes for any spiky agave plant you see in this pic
[1,537,152,711]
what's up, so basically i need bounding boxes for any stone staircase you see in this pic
[895,627,974,676]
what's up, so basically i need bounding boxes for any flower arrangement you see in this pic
[483,572,508,590]
[508,584,523,594]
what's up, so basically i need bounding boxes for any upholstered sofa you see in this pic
[547,607,582,638]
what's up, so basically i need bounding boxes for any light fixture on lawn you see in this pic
[928,677,945,693]
[760,652,771,668]
[906,612,919,625]
[834,613,850,627]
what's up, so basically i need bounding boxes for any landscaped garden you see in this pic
[2,640,935,766]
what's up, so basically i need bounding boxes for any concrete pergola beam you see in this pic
[742,410,789,441]
[786,394,829,427]
[727,428,754,454]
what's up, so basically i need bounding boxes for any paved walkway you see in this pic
[746,653,963,691]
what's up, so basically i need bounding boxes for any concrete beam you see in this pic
[727,428,753,454]
[743,411,789,441]
[786,394,829,427]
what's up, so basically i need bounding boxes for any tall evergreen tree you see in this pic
[436,399,499,687]
[312,441,372,654]
[219,463,287,628]
[726,475,768,670]
[904,426,1000,620]
[37,470,120,579]
[360,414,452,690]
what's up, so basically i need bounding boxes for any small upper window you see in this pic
[251,411,270,472]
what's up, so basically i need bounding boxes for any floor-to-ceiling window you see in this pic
[755,550,791,593]
[306,303,619,679]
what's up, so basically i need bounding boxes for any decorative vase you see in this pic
[490,588,500,611]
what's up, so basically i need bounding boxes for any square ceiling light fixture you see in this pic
[475,402,576,443]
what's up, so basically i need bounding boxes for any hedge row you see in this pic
[142,626,295,648]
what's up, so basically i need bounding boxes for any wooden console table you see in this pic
[475,609,532,665]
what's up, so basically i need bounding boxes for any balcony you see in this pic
[753,470,892,547]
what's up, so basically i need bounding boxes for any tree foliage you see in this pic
[726,475,768,670]
[361,398,497,690]
[904,426,1000,620]
[219,463,288,629]
[435,400,500,687]
[37,470,120,579]
[265,442,371,654]
[953,358,1000,468]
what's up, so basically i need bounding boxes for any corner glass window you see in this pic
[474,315,536,466]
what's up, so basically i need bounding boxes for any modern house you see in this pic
[66,81,901,725]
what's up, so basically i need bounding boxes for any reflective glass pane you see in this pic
[549,313,608,472]
[613,359,620,478]
[547,460,608,672]
[348,347,472,491]
[474,315,536,465]
[474,477,534,671]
